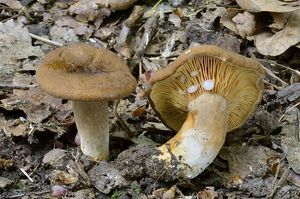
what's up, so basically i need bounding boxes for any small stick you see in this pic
[29,33,63,47]
[278,102,300,122]
[0,84,36,90]
[258,59,300,76]
[268,166,290,199]
[8,194,26,199]
[260,64,289,87]
[20,168,34,182]
[114,100,135,138]
[250,53,289,87]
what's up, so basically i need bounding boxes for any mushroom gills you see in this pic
[72,101,109,160]
[156,92,228,178]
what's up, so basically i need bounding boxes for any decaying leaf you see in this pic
[0,20,43,65]
[69,0,107,23]
[236,0,300,13]
[281,107,300,174]
[222,8,300,56]
[220,8,243,36]
[197,187,218,199]
[232,11,256,38]
[269,12,290,32]
[42,149,67,167]
[49,170,78,185]
[88,162,129,194]
[248,11,300,56]
[220,146,280,181]
[0,0,23,10]
[0,177,13,189]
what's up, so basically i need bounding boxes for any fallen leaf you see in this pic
[55,16,93,36]
[232,11,256,38]
[220,8,243,36]
[68,0,105,23]
[0,20,43,65]
[248,11,300,56]
[42,149,67,167]
[50,170,78,185]
[220,145,280,180]
[281,107,300,174]
[236,0,300,13]
[0,0,23,10]
[197,187,218,199]
[88,162,128,194]
[0,177,13,188]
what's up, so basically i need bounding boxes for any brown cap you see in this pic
[37,43,137,101]
[149,45,264,132]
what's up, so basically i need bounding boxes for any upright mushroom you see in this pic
[36,44,137,160]
[148,45,264,178]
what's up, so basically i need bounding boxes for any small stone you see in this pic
[51,185,67,197]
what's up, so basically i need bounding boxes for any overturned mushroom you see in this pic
[148,45,264,178]
[36,44,136,160]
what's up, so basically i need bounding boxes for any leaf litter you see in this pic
[0,0,299,198]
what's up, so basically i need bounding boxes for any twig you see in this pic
[250,53,288,87]
[8,193,26,198]
[271,162,281,190]
[268,166,290,199]
[258,59,300,76]
[114,100,135,138]
[20,168,34,182]
[0,84,36,90]
[260,64,289,87]
[29,33,63,47]
[117,5,144,49]
[278,102,300,122]
[131,15,158,69]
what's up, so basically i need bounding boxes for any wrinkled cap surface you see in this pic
[149,45,264,132]
[37,43,137,101]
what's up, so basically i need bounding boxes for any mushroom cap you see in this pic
[37,43,137,101]
[149,45,264,132]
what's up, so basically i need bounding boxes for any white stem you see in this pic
[156,93,228,178]
[72,101,109,160]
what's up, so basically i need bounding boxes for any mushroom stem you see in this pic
[72,101,109,160]
[156,92,228,178]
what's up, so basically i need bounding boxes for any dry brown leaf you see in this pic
[69,0,106,23]
[220,146,280,180]
[54,16,93,36]
[0,0,23,10]
[281,107,300,174]
[0,20,43,64]
[220,8,243,36]
[236,0,300,13]
[248,11,300,56]
[0,177,13,189]
[50,170,78,185]
[0,117,30,137]
[232,11,256,38]
[108,0,138,10]
[269,12,290,32]
[197,187,218,199]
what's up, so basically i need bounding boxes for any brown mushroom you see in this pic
[148,45,264,178]
[36,43,137,160]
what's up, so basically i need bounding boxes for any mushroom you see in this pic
[148,45,264,178]
[36,44,137,160]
